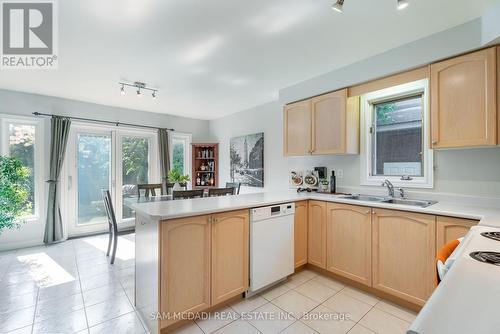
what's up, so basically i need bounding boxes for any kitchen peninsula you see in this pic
[131,191,500,334]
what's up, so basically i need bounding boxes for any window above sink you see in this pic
[360,79,434,189]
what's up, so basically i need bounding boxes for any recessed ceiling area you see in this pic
[0,0,498,120]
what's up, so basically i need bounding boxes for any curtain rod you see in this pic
[32,112,174,131]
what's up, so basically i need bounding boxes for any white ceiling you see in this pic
[0,0,498,120]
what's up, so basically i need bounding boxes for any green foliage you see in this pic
[376,102,396,125]
[167,169,190,183]
[0,156,30,233]
[122,137,149,184]
[172,143,184,175]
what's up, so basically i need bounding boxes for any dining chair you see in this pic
[208,187,235,197]
[225,182,241,195]
[165,182,188,195]
[137,183,164,197]
[101,189,119,264]
[172,189,204,200]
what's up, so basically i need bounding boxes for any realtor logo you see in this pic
[1,0,58,69]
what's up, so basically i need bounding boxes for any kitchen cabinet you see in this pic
[372,209,436,306]
[436,216,477,251]
[326,203,372,286]
[431,47,497,148]
[211,210,249,305]
[283,89,359,156]
[294,201,308,268]
[160,210,249,328]
[283,100,311,156]
[308,200,327,268]
[160,215,211,327]
[311,89,359,155]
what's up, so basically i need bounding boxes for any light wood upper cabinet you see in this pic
[308,200,327,269]
[284,89,359,156]
[431,47,497,148]
[284,100,311,156]
[372,209,436,306]
[211,210,249,305]
[436,216,477,251]
[312,89,359,155]
[326,203,372,286]
[160,215,211,327]
[294,201,308,268]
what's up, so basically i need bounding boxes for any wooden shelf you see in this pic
[192,143,219,189]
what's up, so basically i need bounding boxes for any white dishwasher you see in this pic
[247,203,295,296]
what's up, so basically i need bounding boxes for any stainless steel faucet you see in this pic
[381,179,395,197]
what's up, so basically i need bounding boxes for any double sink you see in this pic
[339,194,437,208]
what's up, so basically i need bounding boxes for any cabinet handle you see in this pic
[365,210,370,214]
[432,140,438,145]
[371,209,376,215]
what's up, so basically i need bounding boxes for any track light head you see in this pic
[136,88,143,97]
[152,90,157,99]
[332,0,344,13]
[120,84,125,95]
[397,0,409,10]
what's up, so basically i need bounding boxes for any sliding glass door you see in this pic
[64,124,158,236]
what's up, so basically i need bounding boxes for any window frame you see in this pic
[169,132,192,180]
[0,114,45,222]
[360,79,434,188]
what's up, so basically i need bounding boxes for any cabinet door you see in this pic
[211,210,249,305]
[294,201,308,268]
[308,201,327,268]
[372,209,436,306]
[431,47,497,148]
[284,100,312,156]
[311,90,347,154]
[326,203,372,286]
[160,215,211,327]
[436,216,477,251]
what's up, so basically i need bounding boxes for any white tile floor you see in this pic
[0,233,142,334]
[0,234,417,334]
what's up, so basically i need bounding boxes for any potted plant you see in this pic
[319,179,329,192]
[0,156,30,234]
[167,169,190,191]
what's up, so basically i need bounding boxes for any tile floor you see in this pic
[0,233,142,334]
[0,233,417,334]
[171,270,417,334]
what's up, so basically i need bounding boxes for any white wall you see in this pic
[209,17,500,199]
[0,89,210,251]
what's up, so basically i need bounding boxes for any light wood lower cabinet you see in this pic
[211,210,249,305]
[326,203,372,286]
[294,201,308,268]
[160,210,249,329]
[436,216,478,251]
[308,201,327,268]
[160,215,211,327]
[372,209,436,306]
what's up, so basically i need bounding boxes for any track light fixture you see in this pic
[119,81,158,99]
[397,0,409,10]
[331,0,344,13]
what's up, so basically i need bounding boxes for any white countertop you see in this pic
[130,190,500,228]
[130,190,500,334]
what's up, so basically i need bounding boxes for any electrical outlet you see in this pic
[337,169,344,179]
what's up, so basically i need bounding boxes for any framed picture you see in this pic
[230,132,264,187]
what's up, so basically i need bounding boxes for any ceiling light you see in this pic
[397,0,409,10]
[119,81,158,100]
[331,0,344,13]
